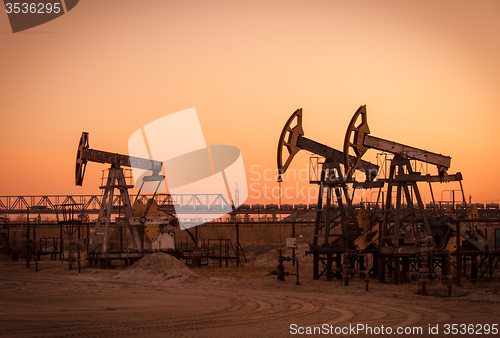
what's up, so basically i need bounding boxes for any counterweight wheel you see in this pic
[343,105,370,177]
[75,132,89,186]
[277,108,304,178]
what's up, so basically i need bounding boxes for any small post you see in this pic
[60,225,64,261]
[236,210,240,267]
[447,275,453,297]
[292,219,296,266]
[295,258,300,285]
[456,221,461,287]
[78,220,81,273]
[34,218,38,272]
[26,209,30,268]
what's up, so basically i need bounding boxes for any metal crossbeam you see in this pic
[364,135,451,169]
[82,148,162,172]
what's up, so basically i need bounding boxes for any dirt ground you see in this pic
[1,250,499,338]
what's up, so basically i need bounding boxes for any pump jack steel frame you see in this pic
[75,132,178,262]
[278,105,470,282]
[278,108,380,280]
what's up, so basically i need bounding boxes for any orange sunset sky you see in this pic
[0,0,499,206]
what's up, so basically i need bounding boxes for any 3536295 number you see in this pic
[5,3,61,14]
[443,323,498,335]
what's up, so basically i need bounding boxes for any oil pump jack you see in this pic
[342,106,466,283]
[75,132,179,262]
[278,105,466,281]
[278,108,381,280]
[343,106,464,251]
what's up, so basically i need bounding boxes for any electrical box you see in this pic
[286,237,296,248]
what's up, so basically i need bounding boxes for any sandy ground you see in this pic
[1,251,499,338]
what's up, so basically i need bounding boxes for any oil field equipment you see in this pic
[278,108,381,280]
[342,106,470,283]
[277,105,496,284]
[75,132,179,263]
[54,203,84,272]
[268,249,300,285]
[343,105,464,251]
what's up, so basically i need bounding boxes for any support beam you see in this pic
[364,135,451,169]
[82,148,162,172]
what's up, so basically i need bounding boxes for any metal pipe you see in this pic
[452,219,500,222]
[292,219,295,266]
[34,217,38,272]
[293,257,300,285]
[26,209,30,268]
[456,221,461,287]
[236,215,240,267]
[78,220,81,273]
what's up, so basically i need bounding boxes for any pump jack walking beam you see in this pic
[343,105,451,176]
[75,132,162,186]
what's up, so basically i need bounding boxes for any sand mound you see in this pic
[114,253,198,282]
